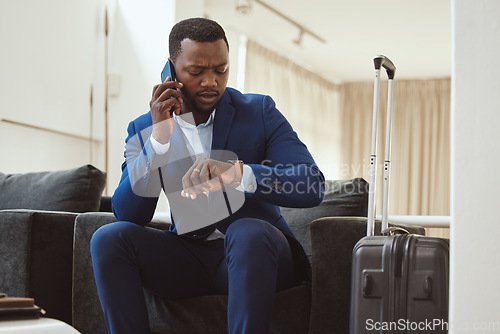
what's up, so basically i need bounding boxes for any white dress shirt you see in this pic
[149,110,257,239]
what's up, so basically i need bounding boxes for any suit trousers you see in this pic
[90,218,298,334]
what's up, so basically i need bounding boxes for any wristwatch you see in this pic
[227,160,244,183]
[227,159,244,174]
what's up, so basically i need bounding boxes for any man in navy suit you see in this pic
[91,17,325,334]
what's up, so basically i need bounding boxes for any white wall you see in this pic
[451,0,500,332]
[0,0,108,174]
[106,0,176,202]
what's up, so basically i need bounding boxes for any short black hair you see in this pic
[169,17,229,62]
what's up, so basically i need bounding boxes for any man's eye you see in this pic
[189,71,202,76]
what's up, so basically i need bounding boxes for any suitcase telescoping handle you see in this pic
[367,55,396,236]
[374,56,396,79]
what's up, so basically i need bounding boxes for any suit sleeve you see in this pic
[247,95,325,208]
[111,120,170,226]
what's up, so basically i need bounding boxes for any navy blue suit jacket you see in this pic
[112,87,325,280]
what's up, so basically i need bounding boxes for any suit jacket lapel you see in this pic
[211,90,235,153]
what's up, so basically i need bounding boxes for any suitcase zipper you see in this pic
[393,234,409,332]
[394,234,407,278]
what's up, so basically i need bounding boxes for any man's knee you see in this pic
[226,219,273,243]
[90,221,139,258]
[224,218,284,258]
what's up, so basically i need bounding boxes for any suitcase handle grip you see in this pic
[374,55,396,79]
[381,227,409,236]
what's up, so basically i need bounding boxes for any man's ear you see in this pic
[168,57,176,73]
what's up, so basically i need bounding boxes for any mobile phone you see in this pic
[160,59,178,115]
[161,59,176,83]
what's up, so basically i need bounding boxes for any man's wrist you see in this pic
[227,160,244,187]
[228,160,244,178]
[220,161,256,193]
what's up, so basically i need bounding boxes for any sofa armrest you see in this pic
[308,217,425,334]
[0,209,78,324]
[98,196,112,212]
[72,212,117,333]
[72,212,171,333]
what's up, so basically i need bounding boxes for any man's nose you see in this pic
[201,72,217,88]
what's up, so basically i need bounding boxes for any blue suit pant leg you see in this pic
[224,218,298,334]
[90,221,227,334]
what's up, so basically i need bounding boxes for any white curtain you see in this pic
[244,40,342,180]
[244,39,450,220]
[339,80,451,216]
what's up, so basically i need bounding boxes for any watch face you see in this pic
[227,160,243,166]
[227,160,244,180]
[228,159,243,168]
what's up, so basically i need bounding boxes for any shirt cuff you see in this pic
[239,164,257,193]
[150,135,171,155]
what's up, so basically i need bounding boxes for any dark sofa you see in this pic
[0,167,424,333]
[0,165,107,324]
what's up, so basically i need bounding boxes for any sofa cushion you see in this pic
[146,284,311,334]
[280,178,368,262]
[0,165,106,213]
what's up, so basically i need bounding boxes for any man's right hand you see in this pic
[150,77,183,144]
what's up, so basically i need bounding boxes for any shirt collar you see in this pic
[174,109,216,130]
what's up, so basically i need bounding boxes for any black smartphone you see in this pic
[160,59,177,115]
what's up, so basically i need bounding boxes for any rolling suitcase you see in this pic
[349,56,450,334]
